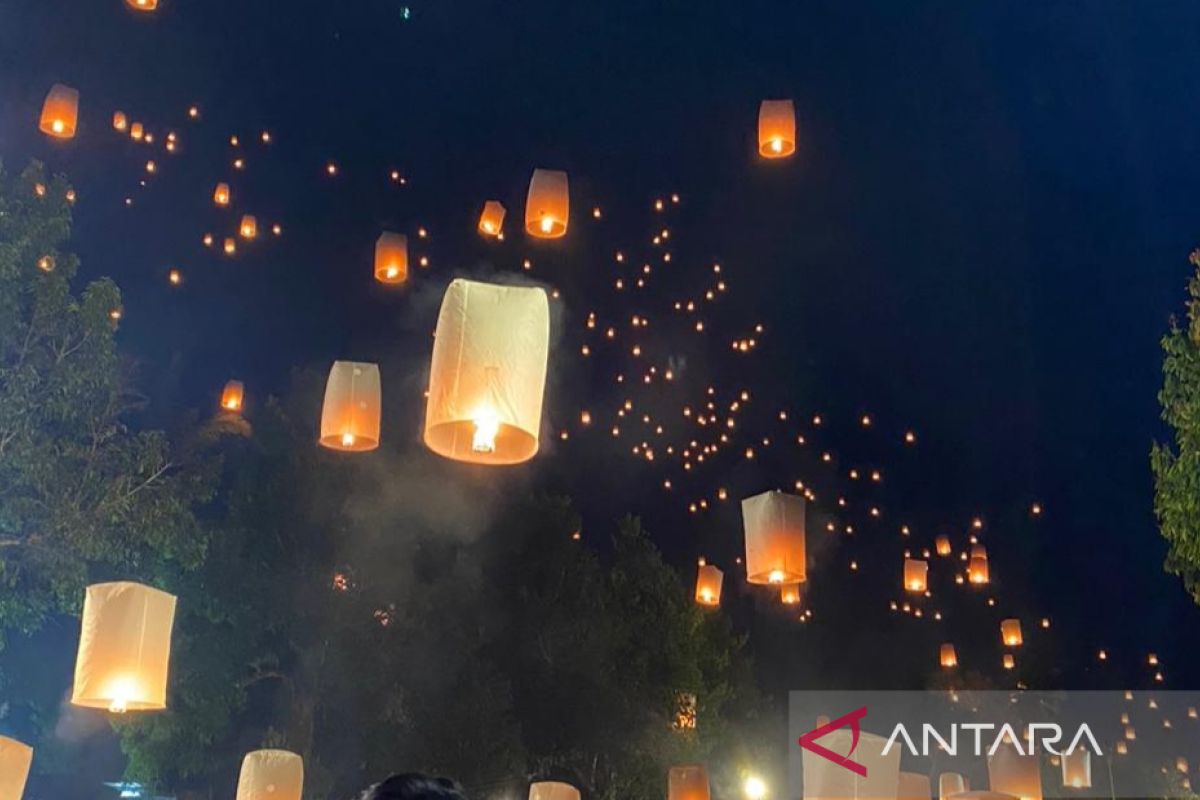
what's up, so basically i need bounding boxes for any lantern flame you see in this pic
[770,137,783,153]
[539,215,556,234]
[768,569,785,584]
[472,408,500,453]
[341,432,355,448]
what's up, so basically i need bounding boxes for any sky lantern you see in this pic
[0,736,33,800]
[126,0,158,10]
[781,582,802,605]
[424,279,550,464]
[38,84,79,139]
[695,563,723,607]
[239,215,258,240]
[668,765,710,800]
[71,581,177,713]
[373,232,408,284]
[236,749,304,800]
[213,182,231,206]
[741,490,806,584]
[936,535,952,556]
[988,739,1042,800]
[757,99,796,158]
[479,200,506,237]
[938,773,966,798]
[904,558,928,593]
[968,552,989,585]
[1000,619,1023,647]
[899,772,932,800]
[220,380,245,412]
[130,122,144,141]
[1060,748,1091,790]
[525,168,569,238]
[804,727,899,800]
[529,782,581,800]
[112,111,127,131]
[319,361,381,452]
[939,643,958,668]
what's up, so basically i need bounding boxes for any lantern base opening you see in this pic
[425,420,538,465]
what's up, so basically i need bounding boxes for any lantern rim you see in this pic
[745,568,806,585]
[318,433,380,452]
[758,137,797,158]
[424,419,538,465]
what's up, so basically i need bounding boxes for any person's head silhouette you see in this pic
[359,773,467,800]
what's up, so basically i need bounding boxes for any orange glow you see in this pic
[669,765,710,800]
[213,182,231,206]
[238,215,257,240]
[220,380,245,412]
[126,0,158,10]
[373,232,408,284]
[904,558,928,593]
[478,200,506,238]
[1001,619,1023,647]
[113,111,128,131]
[525,168,569,238]
[940,643,958,668]
[319,361,382,452]
[39,84,79,139]
[695,564,723,607]
[758,99,796,158]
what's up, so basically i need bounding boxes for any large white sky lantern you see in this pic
[424,278,550,465]
[236,749,304,800]
[71,581,177,712]
[0,735,33,800]
[741,489,807,584]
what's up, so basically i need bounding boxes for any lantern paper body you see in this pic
[213,182,231,206]
[374,232,408,284]
[239,215,258,240]
[695,564,723,607]
[0,736,33,800]
[757,100,796,158]
[319,361,381,452]
[478,200,506,237]
[126,0,158,10]
[39,84,79,139]
[936,535,952,556]
[1001,619,1023,647]
[1060,749,1091,789]
[939,643,958,668]
[529,782,580,800]
[113,111,128,131]
[71,582,177,712]
[939,773,967,798]
[803,728,899,800]
[668,765,710,800]
[130,122,144,141]
[899,772,932,800]
[524,169,569,238]
[988,741,1043,800]
[221,380,245,412]
[424,279,550,465]
[904,558,928,593]
[968,556,989,585]
[236,749,303,800]
[741,490,806,584]
[781,582,802,605]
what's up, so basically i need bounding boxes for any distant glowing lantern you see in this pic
[529,782,580,800]
[213,182,231,206]
[236,749,304,800]
[936,535,952,556]
[0,736,33,800]
[478,200,506,237]
[71,581,177,712]
[373,232,408,284]
[695,564,723,607]
[940,643,958,668]
[239,215,257,240]
[113,111,128,131]
[968,555,989,585]
[1002,654,1015,670]
[319,361,381,452]
[988,739,1042,800]
[424,279,550,464]
[223,238,237,256]
[1000,619,1023,647]
[1060,748,1091,789]
[899,772,932,800]
[220,380,245,412]
[904,558,928,593]
[781,582,802,605]
[938,773,966,798]
[126,0,158,9]
[668,765,710,800]
[39,84,79,139]
[757,99,796,158]
[524,168,569,238]
[741,490,806,584]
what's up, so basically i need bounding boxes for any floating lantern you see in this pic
[220,380,245,412]
[524,168,569,238]
[968,555,989,585]
[668,765,710,800]
[1176,757,1189,774]
[373,232,408,284]
[1000,619,1023,647]
[1060,748,1091,789]
[757,99,796,158]
[938,773,966,798]
[529,782,580,800]
[213,182,231,206]
[319,361,381,452]
[236,749,303,800]
[781,582,802,605]
[936,535,952,556]
[695,564,723,607]
[0,736,33,800]
[904,558,928,593]
[424,279,550,464]
[71,581,177,712]
[223,238,237,256]
[239,215,257,240]
[112,111,127,131]
[39,84,79,139]
[940,643,958,668]
[478,200,506,237]
[1115,741,1127,755]
[126,0,158,10]
[741,490,806,584]
[988,740,1042,800]
[899,772,931,800]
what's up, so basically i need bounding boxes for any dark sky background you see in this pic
[3,0,1200,740]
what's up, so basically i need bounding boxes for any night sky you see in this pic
[3,0,1200,696]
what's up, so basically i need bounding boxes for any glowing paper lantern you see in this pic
[695,564,723,607]
[988,739,1042,800]
[524,169,569,238]
[1002,653,1015,670]
[936,535,952,556]
[126,0,158,10]
[478,200,506,237]
[213,182,231,206]
[938,773,967,798]
[424,279,550,464]
[803,727,899,800]
[968,555,989,585]
[757,99,796,158]
[741,490,806,584]
[236,749,303,800]
[71,581,177,712]
[1000,619,1023,647]
[1060,748,1091,789]
[781,582,802,605]
[239,215,258,240]
[319,361,381,452]
[668,765,710,800]
[113,111,128,131]
[373,232,408,284]
[904,558,928,593]
[130,122,144,141]
[220,380,245,412]
[939,643,958,668]
[0,736,33,800]
[899,772,931,800]
[39,84,79,139]
[529,782,580,800]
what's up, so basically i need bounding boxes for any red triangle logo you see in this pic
[797,706,869,777]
